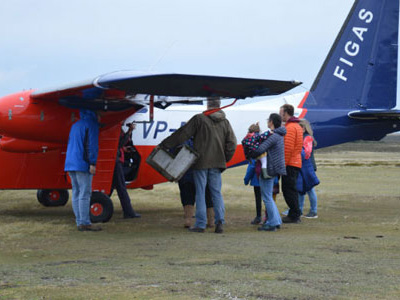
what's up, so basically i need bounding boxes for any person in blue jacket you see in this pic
[244,159,262,225]
[65,109,101,231]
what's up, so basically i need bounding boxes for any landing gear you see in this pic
[37,189,69,207]
[90,192,114,223]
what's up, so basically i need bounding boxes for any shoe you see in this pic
[281,209,289,216]
[251,216,262,225]
[215,222,224,234]
[78,225,102,232]
[304,212,318,219]
[124,213,141,219]
[261,168,272,179]
[257,224,277,232]
[183,205,194,228]
[282,216,301,224]
[188,227,205,233]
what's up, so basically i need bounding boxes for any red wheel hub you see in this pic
[49,191,60,202]
[91,203,103,216]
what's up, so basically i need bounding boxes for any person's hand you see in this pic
[89,165,96,175]
[244,179,249,185]
[127,123,136,132]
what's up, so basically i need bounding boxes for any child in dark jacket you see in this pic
[241,123,271,179]
[244,159,262,224]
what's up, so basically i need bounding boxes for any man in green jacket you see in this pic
[160,98,237,233]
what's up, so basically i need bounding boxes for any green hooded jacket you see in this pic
[160,110,237,170]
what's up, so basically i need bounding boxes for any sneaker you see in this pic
[257,224,277,232]
[281,209,289,216]
[188,227,205,233]
[215,221,224,234]
[124,213,141,219]
[304,212,318,219]
[78,225,102,232]
[251,216,262,225]
[282,216,301,224]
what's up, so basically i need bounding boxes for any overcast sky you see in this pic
[0,0,398,107]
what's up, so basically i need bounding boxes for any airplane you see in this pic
[0,0,399,223]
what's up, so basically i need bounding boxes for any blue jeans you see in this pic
[193,168,225,229]
[259,176,282,227]
[298,188,318,214]
[69,171,93,226]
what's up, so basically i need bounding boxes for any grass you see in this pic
[1,140,400,299]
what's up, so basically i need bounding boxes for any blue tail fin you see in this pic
[307,0,399,110]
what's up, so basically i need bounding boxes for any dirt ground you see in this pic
[0,137,399,299]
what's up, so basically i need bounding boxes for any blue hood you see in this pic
[65,109,99,172]
[79,109,97,121]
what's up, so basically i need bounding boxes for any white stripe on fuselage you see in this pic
[127,92,306,146]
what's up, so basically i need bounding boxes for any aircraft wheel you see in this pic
[90,192,114,223]
[37,189,69,207]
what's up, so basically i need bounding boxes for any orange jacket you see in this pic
[284,119,303,168]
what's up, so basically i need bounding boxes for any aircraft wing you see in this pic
[94,71,301,98]
[31,71,301,110]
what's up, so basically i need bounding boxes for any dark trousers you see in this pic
[179,181,196,206]
[282,166,301,219]
[112,161,135,217]
[253,186,262,217]
[178,181,213,208]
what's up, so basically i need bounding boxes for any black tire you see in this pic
[90,192,114,223]
[37,189,69,207]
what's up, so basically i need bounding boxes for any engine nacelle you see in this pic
[0,90,74,143]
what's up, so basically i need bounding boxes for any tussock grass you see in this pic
[1,143,400,299]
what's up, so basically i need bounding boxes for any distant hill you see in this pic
[318,134,400,153]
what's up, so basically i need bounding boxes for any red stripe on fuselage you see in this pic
[297,91,309,119]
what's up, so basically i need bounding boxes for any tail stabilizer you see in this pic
[307,0,399,110]
[348,109,400,119]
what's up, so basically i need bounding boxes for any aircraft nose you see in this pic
[0,97,6,134]
[0,93,20,133]
[0,96,10,118]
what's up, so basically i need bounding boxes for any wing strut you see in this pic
[134,95,155,124]
[150,95,154,122]
[203,98,238,116]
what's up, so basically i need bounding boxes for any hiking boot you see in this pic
[282,216,301,224]
[304,212,318,219]
[206,207,214,228]
[183,205,194,228]
[78,225,102,232]
[251,216,262,225]
[188,227,205,233]
[215,222,224,234]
